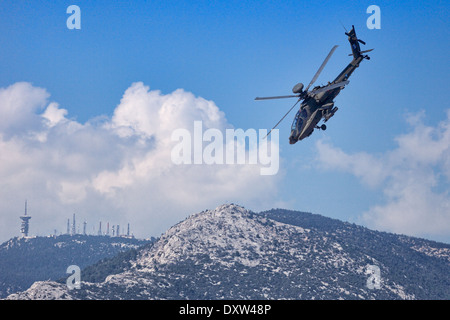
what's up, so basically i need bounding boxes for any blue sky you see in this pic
[0,0,449,243]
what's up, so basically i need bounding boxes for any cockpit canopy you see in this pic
[291,108,307,132]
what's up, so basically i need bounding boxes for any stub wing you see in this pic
[310,80,349,95]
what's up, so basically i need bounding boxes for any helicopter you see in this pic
[255,25,372,144]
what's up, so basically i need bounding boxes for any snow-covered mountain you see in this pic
[6,204,450,300]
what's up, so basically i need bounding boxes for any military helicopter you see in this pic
[255,25,372,144]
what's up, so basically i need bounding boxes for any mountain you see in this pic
[0,234,152,298]
[6,204,450,300]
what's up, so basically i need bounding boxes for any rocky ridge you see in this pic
[6,204,450,300]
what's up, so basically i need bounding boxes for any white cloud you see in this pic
[110,83,228,139]
[42,102,68,128]
[0,82,49,137]
[0,82,281,241]
[315,140,386,188]
[315,110,450,240]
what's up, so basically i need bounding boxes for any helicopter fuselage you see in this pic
[288,90,337,144]
[289,53,365,144]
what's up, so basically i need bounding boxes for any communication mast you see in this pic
[20,201,31,237]
[72,213,76,235]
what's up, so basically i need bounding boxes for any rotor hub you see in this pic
[292,83,304,94]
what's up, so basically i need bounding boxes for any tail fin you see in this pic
[345,25,372,60]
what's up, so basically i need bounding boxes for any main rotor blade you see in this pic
[255,95,299,100]
[264,99,301,139]
[304,45,338,92]
[310,80,349,95]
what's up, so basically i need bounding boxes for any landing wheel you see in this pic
[320,124,327,131]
